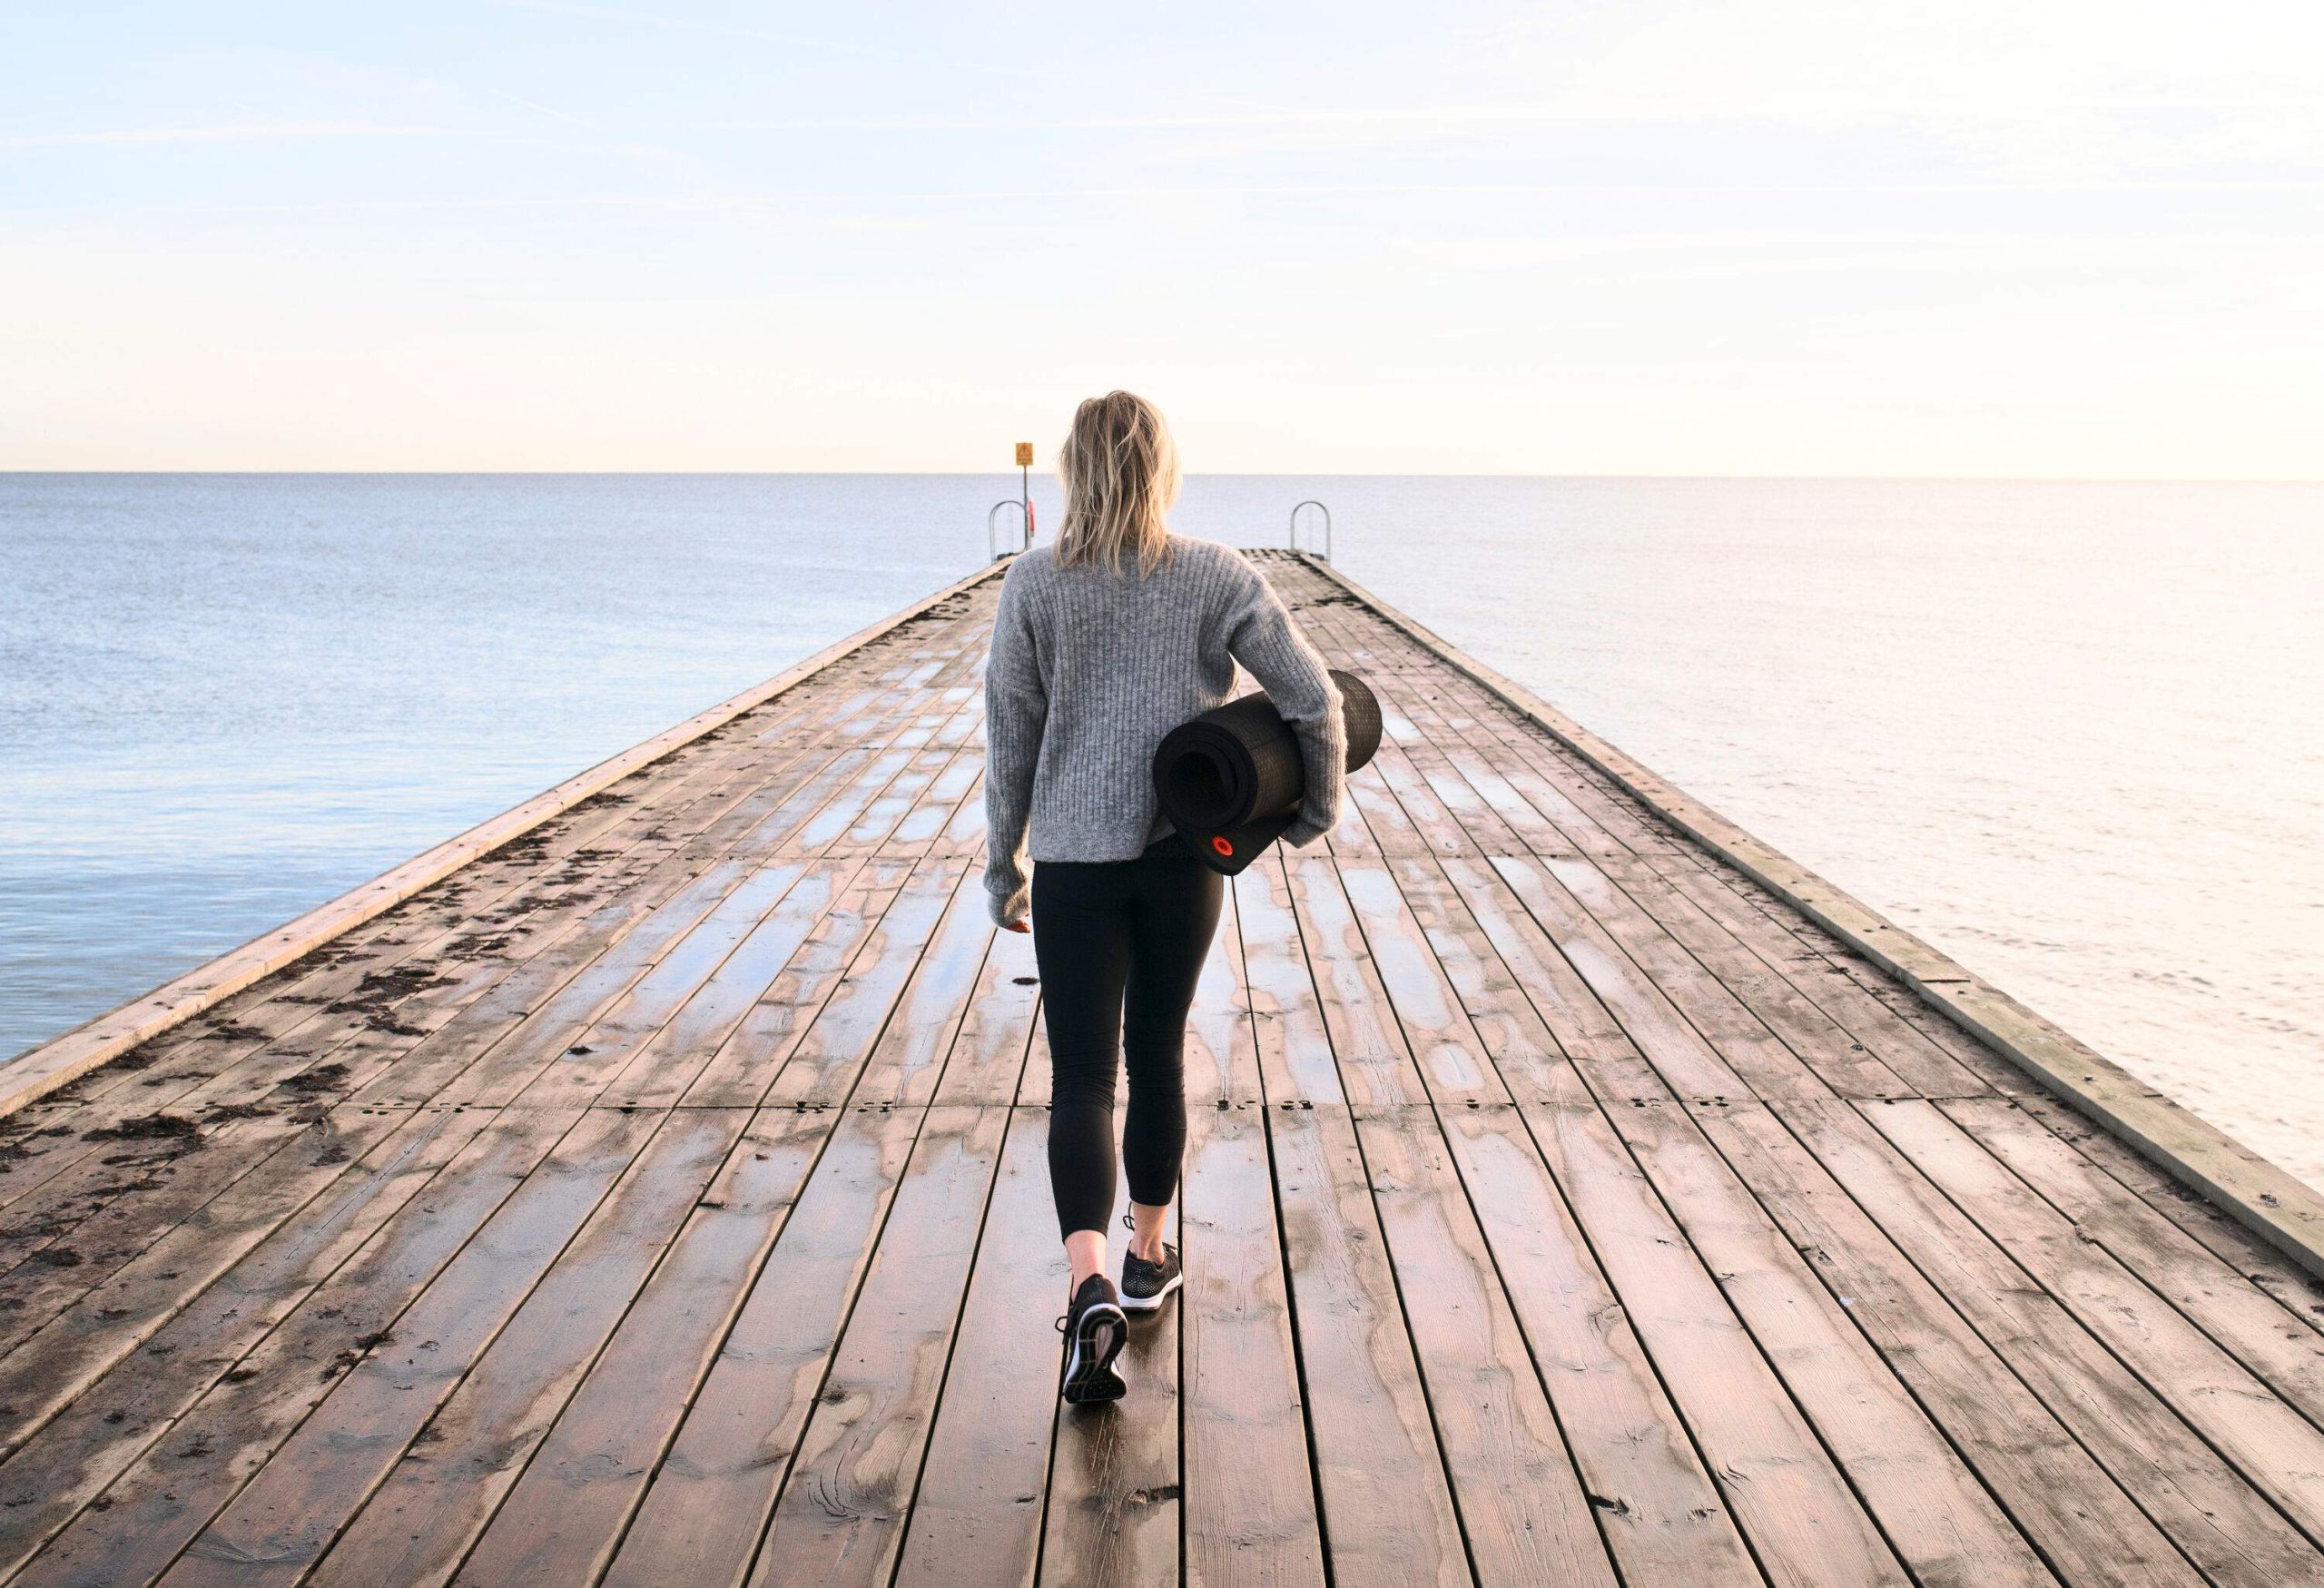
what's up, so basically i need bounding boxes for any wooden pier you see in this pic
[3,550,2322,1587]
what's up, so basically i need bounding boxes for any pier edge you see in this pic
[0,557,1011,1119]
[1295,550,2324,1283]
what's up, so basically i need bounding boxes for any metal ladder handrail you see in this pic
[1288,499,1332,561]
[989,498,1031,560]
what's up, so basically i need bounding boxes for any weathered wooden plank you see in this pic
[1256,1106,1466,1587]
[892,749,984,853]
[0,1107,497,1580]
[1329,859,1509,1105]
[1356,1107,1621,1587]
[806,704,984,862]
[1861,1099,2324,1544]
[446,1109,834,1587]
[753,1106,1009,1588]
[1487,855,1760,1101]
[1278,855,1443,1108]
[754,854,977,1109]
[1393,736,1534,861]
[0,902,591,1272]
[931,907,1043,1109]
[1520,1094,1911,1587]
[8,1106,585,1588]
[0,1104,338,1353]
[407,860,775,1110]
[1230,858,1346,1107]
[1607,1099,2065,1587]
[466,860,815,1109]
[358,657,977,1119]
[1305,851,1643,1581]
[303,1109,748,1586]
[1178,895,1325,1588]
[1389,670,1664,859]
[1606,856,1944,1067]
[931,764,992,857]
[1425,730,1591,857]
[1438,1106,1761,1585]
[1180,1101,1324,1588]
[1360,670,1562,857]
[155,1107,665,1588]
[1703,1100,2262,1588]
[1779,1096,2324,1581]
[431,678,985,1112]
[670,856,919,1109]
[1319,738,1390,861]
[851,878,1000,1108]
[1290,585,1651,863]
[1433,855,1646,1074]
[338,863,749,1112]
[1366,742,1493,859]
[1233,833,1462,1581]
[1388,818,2036,1583]
[586,856,855,1108]
[1943,1096,2324,1404]
[0,1106,418,1449]
[598,1106,924,1588]
[1318,785,1757,1588]
[1383,854,1583,1103]
[0,791,713,1261]
[890,1110,1066,1588]
[1543,853,1913,1100]
[750,1104,1010,1587]
[28,657,914,1135]
[1339,750,1438,856]
[1640,855,1995,1098]
[1970,1089,2324,1335]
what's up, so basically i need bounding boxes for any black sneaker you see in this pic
[1055,1273,1129,1405]
[1120,1241,1182,1312]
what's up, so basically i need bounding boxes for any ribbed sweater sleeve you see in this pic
[981,562,1045,923]
[1223,562,1346,846]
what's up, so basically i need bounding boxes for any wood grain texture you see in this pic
[1290,551,2324,1284]
[4,555,2316,1587]
[0,562,1007,1119]
[891,1110,1065,1588]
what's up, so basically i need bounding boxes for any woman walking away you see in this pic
[983,391,1346,1406]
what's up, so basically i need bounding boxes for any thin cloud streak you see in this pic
[487,0,1074,89]
[713,97,2324,134]
[0,123,483,149]
[14,178,2315,217]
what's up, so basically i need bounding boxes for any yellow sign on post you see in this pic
[1014,442,1034,467]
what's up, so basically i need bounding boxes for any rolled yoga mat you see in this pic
[1151,668,1383,875]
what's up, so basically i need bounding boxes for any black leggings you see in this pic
[1031,838,1225,1238]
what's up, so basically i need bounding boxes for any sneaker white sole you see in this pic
[1118,1271,1184,1312]
[1061,1302,1129,1405]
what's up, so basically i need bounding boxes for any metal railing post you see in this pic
[1288,500,1333,561]
[989,499,1031,560]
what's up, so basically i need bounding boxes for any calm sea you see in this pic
[4,474,2319,1185]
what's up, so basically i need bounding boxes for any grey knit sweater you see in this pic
[982,537,1345,925]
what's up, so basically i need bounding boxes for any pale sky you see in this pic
[5,2,2319,476]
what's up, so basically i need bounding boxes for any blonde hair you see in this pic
[1055,390,1179,576]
